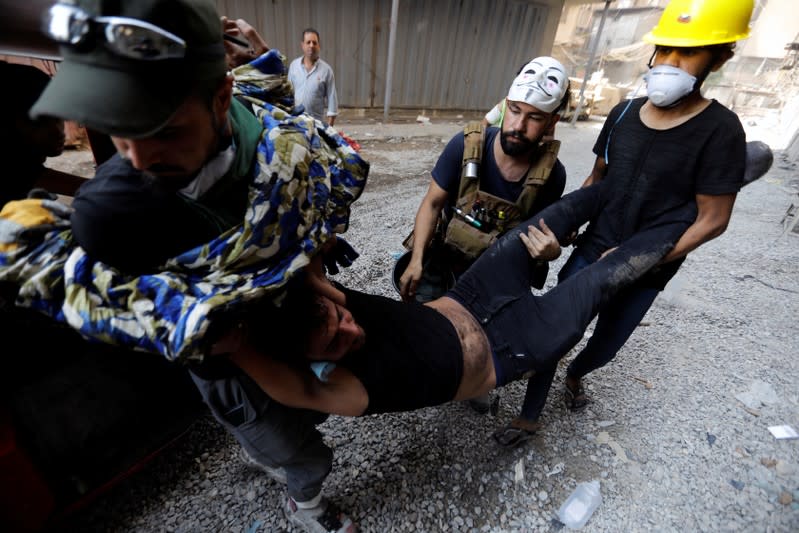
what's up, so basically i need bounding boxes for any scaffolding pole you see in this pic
[383,0,399,123]
[571,0,613,126]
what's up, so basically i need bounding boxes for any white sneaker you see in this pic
[286,497,357,533]
[238,447,288,485]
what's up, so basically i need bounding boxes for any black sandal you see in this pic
[492,419,541,448]
[564,381,589,411]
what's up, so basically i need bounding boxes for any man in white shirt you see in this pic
[288,28,338,126]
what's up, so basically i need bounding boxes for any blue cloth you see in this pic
[310,361,336,382]
[0,49,369,363]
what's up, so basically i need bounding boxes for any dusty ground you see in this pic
[49,112,799,532]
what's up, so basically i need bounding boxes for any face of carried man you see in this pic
[499,99,558,157]
[306,296,366,362]
[111,76,233,181]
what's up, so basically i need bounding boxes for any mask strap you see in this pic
[647,49,657,69]
[604,77,644,164]
[604,97,635,165]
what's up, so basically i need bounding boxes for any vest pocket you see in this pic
[444,217,498,260]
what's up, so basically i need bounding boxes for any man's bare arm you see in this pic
[581,156,607,188]
[399,180,449,301]
[228,342,368,417]
[660,193,737,264]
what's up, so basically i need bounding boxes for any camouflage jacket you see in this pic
[0,50,368,363]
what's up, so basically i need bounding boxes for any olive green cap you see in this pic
[30,0,227,138]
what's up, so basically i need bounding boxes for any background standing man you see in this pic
[499,0,756,447]
[288,28,339,126]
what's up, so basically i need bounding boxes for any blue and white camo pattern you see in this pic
[0,50,368,363]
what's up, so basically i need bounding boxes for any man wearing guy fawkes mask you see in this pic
[492,0,758,447]
[398,57,572,305]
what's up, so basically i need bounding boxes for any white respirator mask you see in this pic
[644,65,697,108]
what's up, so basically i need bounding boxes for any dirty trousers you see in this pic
[190,369,332,502]
[448,184,692,388]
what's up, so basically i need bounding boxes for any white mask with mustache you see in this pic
[506,56,569,114]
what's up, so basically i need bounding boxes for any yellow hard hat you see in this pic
[643,0,753,47]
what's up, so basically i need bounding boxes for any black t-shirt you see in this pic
[432,127,566,218]
[339,288,463,415]
[580,98,746,287]
[71,154,249,273]
[432,127,566,287]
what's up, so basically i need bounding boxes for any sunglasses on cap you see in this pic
[44,3,186,61]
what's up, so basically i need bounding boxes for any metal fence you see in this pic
[217,0,560,110]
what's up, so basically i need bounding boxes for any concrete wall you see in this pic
[742,0,799,59]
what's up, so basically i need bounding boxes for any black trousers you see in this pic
[448,184,692,387]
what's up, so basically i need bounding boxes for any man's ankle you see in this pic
[565,374,581,391]
[510,416,542,433]
[291,493,323,509]
[286,494,356,533]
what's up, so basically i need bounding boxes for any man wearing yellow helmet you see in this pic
[495,0,756,446]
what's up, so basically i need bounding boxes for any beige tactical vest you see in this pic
[441,121,560,260]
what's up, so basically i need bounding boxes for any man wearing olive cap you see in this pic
[26,1,366,531]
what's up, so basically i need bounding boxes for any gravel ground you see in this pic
[59,115,799,532]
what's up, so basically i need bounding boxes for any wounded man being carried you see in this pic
[215,183,696,417]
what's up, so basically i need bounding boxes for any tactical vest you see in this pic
[441,121,560,260]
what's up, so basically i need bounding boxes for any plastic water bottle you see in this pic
[556,480,602,529]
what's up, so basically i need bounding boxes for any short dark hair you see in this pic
[245,277,329,361]
[189,74,229,112]
[302,28,320,42]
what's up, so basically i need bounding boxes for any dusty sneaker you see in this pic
[286,497,356,533]
[238,447,287,485]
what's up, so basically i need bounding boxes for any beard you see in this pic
[499,130,537,156]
